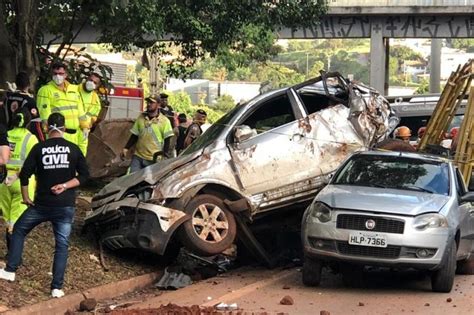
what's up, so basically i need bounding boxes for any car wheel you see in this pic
[341,264,365,288]
[178,194,237,256]
[375,139,416,152]
[302,257,322,287]
[456,257,474,275]
[431,241,456,292]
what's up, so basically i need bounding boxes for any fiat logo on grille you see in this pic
[365,219,376,230]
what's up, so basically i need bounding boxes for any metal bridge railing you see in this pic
[328,0,472,6]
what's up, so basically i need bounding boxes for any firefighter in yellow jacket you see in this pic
[0,107,37,251]
[37,62,88,154]
[78,73,102,156]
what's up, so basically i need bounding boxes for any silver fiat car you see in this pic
[302,150,474,292]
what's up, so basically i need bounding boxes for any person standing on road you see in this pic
[159,93,177,157]
[0,108,38,253]
[183,109,207,150]
[122,94,173,173]
[0,113,89,298]
[37,62,88,150]
[175,113,188,155]
[78,72,102,156]
[1,72,45,141]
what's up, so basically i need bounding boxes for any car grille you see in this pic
[336,214,405,234]
[336,241,401,259]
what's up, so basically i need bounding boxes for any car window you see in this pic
[182,105,244,155]
[333,155,450,196]
[296,79,349,115]
[240,94,295,134]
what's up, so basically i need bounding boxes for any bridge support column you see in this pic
[370,20,387,95]
[430,39,442,93]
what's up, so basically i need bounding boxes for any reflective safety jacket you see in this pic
[6,127,38,172]
[79,84,101,127]
[130,113,174,161]
[37,81,86,130]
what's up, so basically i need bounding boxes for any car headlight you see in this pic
[309,202,332,223]
[413,213,448,230]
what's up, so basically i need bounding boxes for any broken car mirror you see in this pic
[234,125,257,143]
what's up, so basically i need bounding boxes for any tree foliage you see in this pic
[0,0,327,89]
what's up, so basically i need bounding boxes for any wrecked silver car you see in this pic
[84,72,399,257]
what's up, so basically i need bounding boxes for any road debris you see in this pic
[424,303,430,306]
[358,302,365,306]
[79,298,97,311]
[320,311,331,315]
[446,298,452,303]
[279,295,294,305]
[215,302,238,311]
[155,267,192,290]
[155,248,236,290]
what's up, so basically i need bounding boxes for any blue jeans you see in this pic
[130,155,154,173]
[5,205,75,290]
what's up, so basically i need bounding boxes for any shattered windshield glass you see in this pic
[333,155,450,195]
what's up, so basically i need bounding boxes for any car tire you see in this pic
[456,257,474,275]
[375,139,416,152]
[302,257,322,287]
[178,194,237,256]
[431,241,456,292]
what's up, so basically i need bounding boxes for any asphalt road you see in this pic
[118,266,474,315]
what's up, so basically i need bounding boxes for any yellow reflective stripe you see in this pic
[20,133,32,161]
[6,133,32,168]
[149,127,163,150]
[52,105,78,111]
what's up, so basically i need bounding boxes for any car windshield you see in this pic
[333,154,450,195]
[181,105,244,155]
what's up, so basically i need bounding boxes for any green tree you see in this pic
[0,0,327,89]
[214,95,235,112]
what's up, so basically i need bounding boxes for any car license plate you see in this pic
[348,232,387,248]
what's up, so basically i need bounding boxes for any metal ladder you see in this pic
[417,60,474,183]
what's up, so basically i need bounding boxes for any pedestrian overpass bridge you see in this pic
[49,0,474,95]
[280,0,474,94]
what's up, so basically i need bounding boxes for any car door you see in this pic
[455,168,474,257]
[228,90,317,211]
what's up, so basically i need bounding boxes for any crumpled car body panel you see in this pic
[85,72,398,255]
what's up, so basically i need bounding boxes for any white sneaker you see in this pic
[0,268,15,281]
[51,289,65,298]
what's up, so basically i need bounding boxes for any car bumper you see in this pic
[302,211,454,270]
[84,197,189,255]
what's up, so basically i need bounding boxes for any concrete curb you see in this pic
[3,272,161,315]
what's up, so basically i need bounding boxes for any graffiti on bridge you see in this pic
[281,15,474,38]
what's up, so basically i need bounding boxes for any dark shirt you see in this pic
[176,125,188,154]
[185,122,203,144]
[19,137,89,207]
[160,105,176,128]
[0,124,7,146]
[2,91,45,141]
[0,125,6,182]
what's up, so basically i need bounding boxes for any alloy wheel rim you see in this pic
[191,203,229,243]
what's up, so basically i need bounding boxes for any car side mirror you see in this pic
[460,191,474,203]
[234,125,256,143]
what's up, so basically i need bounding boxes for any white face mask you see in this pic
[85,81,96,91]
[52,75,65,85]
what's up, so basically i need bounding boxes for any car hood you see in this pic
[94,149,203,203]
[317,185,449,216]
